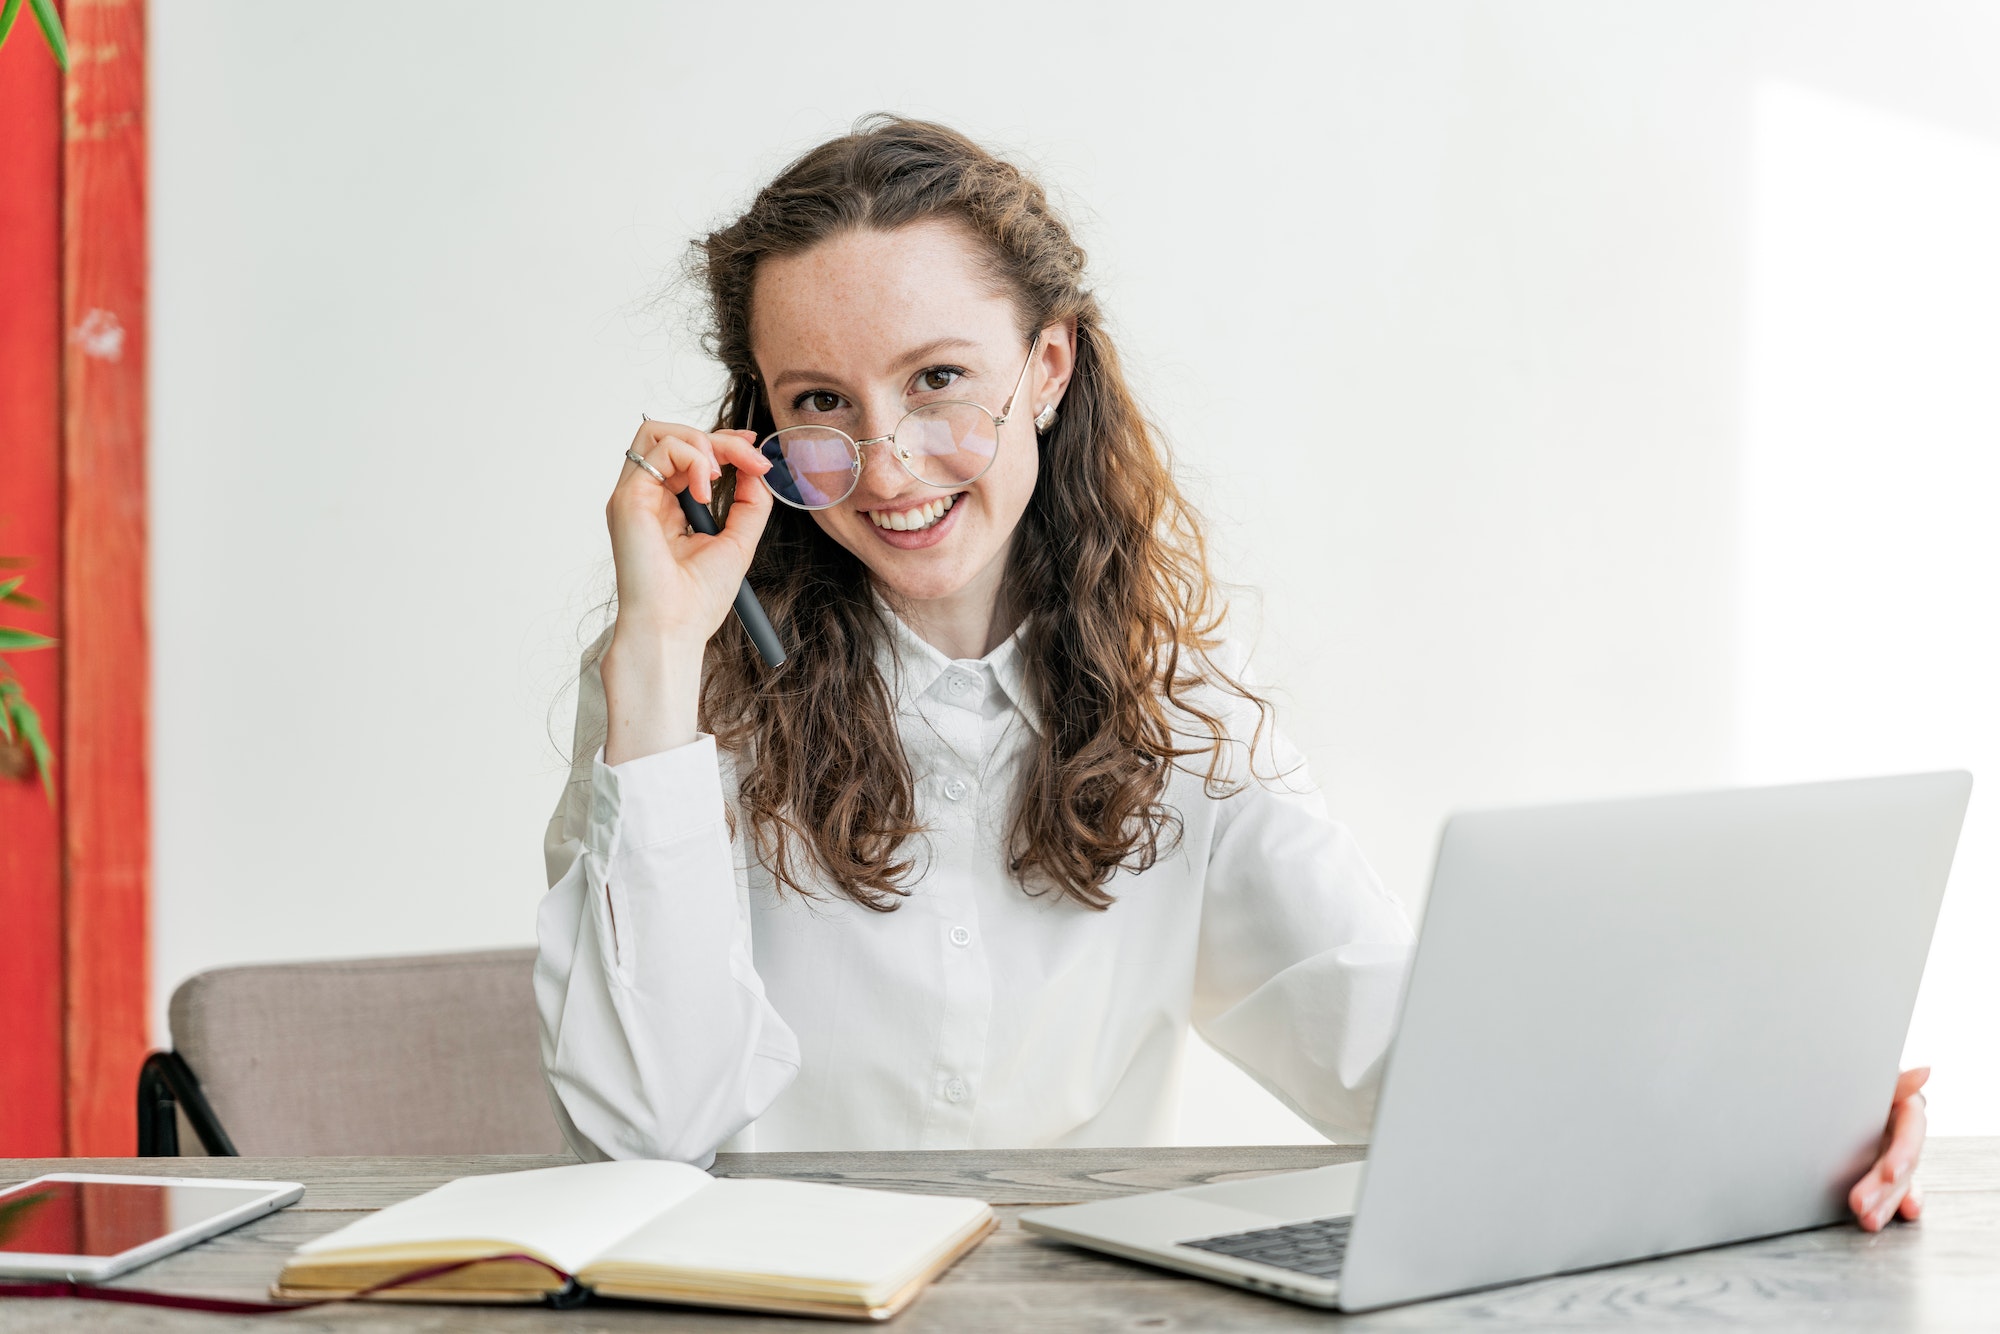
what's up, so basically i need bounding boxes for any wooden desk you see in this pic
[4,1141,1997,1330]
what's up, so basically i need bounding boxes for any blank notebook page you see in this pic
[592,1179,989,1288]
[294,1160,710,1274]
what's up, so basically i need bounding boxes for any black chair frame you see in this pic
[136,1050,239,1156]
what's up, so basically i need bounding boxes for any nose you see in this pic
[851,438,910,503]
[849,405,914,503]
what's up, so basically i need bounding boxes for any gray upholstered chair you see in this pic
[137,948,569,1157]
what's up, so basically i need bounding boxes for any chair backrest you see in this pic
[167,947,569,1156]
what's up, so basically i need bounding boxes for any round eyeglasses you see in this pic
[754,336,1040,511]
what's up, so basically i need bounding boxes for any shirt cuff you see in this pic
[586,734,727,857]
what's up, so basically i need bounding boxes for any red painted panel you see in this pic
[0,2,68,1157]
[62,0,151,1156]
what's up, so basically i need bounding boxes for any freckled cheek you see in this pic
[983,447,1039,531]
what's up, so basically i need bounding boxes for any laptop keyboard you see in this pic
[1179,1214,1353,1280]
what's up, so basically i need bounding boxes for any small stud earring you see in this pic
[1034,403,1059,434]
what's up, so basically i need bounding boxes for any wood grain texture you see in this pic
[2,1141,1996,1331]
[59,0,151,1157]
[0,0,67,1160]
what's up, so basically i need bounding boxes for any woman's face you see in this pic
[749,219,1072,610]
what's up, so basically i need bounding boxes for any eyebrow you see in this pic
[768,336,983,396]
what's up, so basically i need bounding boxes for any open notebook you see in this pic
[273,1161,995,1321]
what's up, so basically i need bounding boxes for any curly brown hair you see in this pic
[690,115,1267,911]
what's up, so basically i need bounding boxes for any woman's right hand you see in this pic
[600,419,773,764]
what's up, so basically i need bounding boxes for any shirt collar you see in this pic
[868,590,1042,736]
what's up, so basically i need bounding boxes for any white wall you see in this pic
[151,1,2000,1141]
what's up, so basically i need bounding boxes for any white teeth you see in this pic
[869,495,957,531]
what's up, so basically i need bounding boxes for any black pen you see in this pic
[673,487,786,669]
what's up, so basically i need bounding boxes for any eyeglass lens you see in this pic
[760,402,1001,510]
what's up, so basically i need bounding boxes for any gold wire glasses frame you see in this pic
[748,335,1041,511]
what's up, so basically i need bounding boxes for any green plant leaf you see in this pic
[9,691,54,799]
[0,684,16,745]
[0,0,26,57]
[26,0,65,70]
[0,590,40,610]
[0,627,56,652]
[0,576,40,610]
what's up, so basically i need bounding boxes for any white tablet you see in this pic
[0,1172,304,1282]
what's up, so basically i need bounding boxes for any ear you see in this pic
[1031,318,1078,416]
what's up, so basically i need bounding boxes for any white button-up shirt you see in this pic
[536,611,1414,1166]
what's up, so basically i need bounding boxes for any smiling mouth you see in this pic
[866,493,961,532]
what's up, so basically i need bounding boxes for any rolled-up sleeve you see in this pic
[535,645,799,1166]
[1192,710,1415,1143]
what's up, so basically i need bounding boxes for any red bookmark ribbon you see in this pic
[0,1253,580,1314]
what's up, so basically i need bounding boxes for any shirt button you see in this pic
[944,1078,969,1103]
[949,925,971,948]
[943,778,968,801]
[947,674,972,696]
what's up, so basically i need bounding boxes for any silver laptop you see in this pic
[1021,772,1970,1311]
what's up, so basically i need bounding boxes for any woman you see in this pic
[538,117,1926,1230]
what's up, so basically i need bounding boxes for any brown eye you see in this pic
[919,367,962,392]
[804,391,841,413]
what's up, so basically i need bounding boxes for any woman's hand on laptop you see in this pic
[1849,1066,1928,1231]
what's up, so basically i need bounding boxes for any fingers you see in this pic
[627,419,719,474]
[1849,1072,1930,1230]
[1880,1082,1928,1184]
[620,437,715,506]
[710,429,771,478]
[1851,1163,1900,1231]
[624,421,722,503]
[648,435,719,505]
[620,423,769,507]
[717,458,775,560]
[1893,1066,1931,1103]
